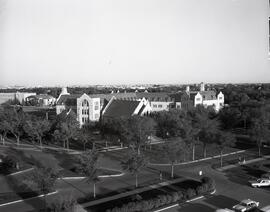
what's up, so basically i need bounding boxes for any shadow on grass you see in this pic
[4,175,44,211]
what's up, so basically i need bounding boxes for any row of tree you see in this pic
[0,105,93,150]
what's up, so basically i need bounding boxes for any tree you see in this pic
[24,165,58,211]
[53,110,79,150]
[121,116,156,155]
[77,148,99,198]
[215,131,236,167]
[192,106,220,158]
[218,107,241,130]
[181,118,200,161]
[121,150,148,187]
[161,140,188,178]
[0,108,10,145]
[153,110,183,138]
[249,118,270,157]
[6,107,27,145]
[24,117,50,147]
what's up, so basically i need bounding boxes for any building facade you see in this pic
[56,88,100,126]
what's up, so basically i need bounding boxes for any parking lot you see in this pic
[164,159,270,212]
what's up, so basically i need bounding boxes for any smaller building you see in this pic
[25,94,56,106]
[0,92,36,105]
[101,96,152,123]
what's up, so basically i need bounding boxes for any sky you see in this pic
[0,0,269,86]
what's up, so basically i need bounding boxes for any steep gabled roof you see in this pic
[136,92,173,102]
[56,94,81,106]
[199,91,217,100]
[103,99,140,118]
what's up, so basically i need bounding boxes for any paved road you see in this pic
[162,163,270,212]
[1,147,270,212]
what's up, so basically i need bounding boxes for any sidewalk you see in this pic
[216,155,270,171]
[82,177,186,208]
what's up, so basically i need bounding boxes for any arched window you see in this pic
[82,99,89,107]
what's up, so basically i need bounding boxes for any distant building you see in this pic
[89,92,173,112]
[101,96,152,123]
[0,92,36,105]
[25,94,56,106]
[171,82,224,111]
[56,88,100,126]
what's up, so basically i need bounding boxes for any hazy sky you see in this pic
[0,0,269,86]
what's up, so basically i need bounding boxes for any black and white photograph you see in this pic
[0,0,270,211]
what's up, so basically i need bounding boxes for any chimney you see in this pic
[186,85,190,92]
[200,82,205,91]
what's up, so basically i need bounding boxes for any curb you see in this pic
[152,189,216,212]
[149,150,245,166]
[0,191,58,207]
[8,168,34,176]
[59,173,125,180]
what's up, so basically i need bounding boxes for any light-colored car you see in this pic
[249,178,270,187]
[233,199,259,212]
[261,205,270,212]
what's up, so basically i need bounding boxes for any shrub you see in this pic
[196,185,204,195]
[0,155,17,174]
[158,194,167,206]
[177,191,184,201]
[186,188,196,199]
[48,194,77,212]
[171,192,179,202]
[201,176,215,191]
[165,194,172,204]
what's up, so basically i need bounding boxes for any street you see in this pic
[162,162,270,212]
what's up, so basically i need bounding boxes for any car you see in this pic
[233,199,259,212]
[261,205,270,212]
[249,178,270,187]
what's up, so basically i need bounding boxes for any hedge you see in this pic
[105,177,215,212]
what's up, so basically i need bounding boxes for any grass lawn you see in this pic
[143,142,240,164]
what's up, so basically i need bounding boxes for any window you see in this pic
[82,99,89,107]
[158,105,162,108]
[196,98,201,101]
[95,114,99,119]
[153,104,157,108]
[95,105,99,110]
[219,97,222,100]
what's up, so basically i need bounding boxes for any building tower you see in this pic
[200,82,205,92]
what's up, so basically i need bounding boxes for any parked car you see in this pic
[233,199,259,212]
[249,178,270,187]
[261,205,270,212]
